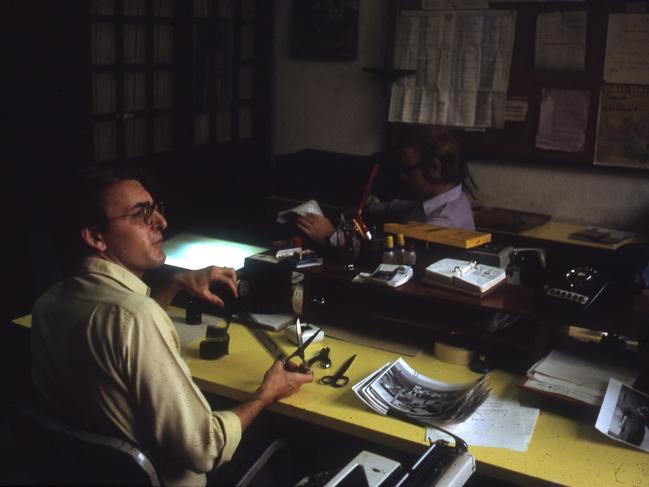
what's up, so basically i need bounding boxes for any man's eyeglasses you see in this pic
[110,201,165,225]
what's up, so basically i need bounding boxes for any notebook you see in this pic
[423,258,506,297]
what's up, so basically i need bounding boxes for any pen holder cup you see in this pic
[199,324,230,360]
[359,237,383,268]
[337,223,358,265]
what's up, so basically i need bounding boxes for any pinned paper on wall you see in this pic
[535,11,587,71]
[535,88,590,152]
[604,14,649,85]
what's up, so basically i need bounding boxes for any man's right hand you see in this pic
[255,360,314,405]
[232,360,313,430]
[295,213,336,246]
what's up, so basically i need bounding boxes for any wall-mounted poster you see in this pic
[291,0,359,60]
[595,84,649,169]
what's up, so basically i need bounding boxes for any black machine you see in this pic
[543,243,649,314]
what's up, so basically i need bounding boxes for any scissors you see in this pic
[320,354,356,388]
[284,319,321,372]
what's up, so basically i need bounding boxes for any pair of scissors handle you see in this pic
[320,374,349,388]
[320,354,356,388]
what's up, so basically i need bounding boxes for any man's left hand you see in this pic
[174,266,238,308]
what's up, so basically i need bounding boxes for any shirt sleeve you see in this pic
[92,302,242,474]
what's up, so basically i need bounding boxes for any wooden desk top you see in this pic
[169,309,649,487]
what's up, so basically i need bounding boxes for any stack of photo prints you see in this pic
[353,358,490,425]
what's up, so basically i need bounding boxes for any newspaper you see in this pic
[596,379,649,452]
[353,358,490,425]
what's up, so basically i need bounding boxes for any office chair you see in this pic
[10,400,160,486]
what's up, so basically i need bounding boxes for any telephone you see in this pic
[544,266,610,312]
[544,248,647,313]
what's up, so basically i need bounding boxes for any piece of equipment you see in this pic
[321,354,356,387]
[307,347,332,369]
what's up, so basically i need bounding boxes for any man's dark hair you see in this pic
[391,124,477,196]
[51,162,157,271]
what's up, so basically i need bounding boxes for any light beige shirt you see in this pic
[31,257,242,486]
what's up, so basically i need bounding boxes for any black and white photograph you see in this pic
[596,379,649,452]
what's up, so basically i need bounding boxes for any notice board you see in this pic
[389,0,642,168]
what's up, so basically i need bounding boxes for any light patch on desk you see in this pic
[163,232,267,271]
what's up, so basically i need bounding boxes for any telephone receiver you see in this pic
[507,248,546,287]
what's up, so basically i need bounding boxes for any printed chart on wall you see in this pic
[388,10,516,129]
[595,14,649,169]
[595,85,649,169]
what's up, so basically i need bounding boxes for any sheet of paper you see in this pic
[505,97,528,122]
[389,10,515,128]
[604,14,649,85]
[535,88,590,152]
[426,396,539,451]
[535,11,586,71]
[595,84,649,168]
[596,379,649,452]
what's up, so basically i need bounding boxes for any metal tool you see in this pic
[307,347,332,369]
[284,320,322,371]
[320,354,356,388]
[247,327,287,362]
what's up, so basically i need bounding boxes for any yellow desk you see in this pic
[14,311,649,486]
[183,321,649,486]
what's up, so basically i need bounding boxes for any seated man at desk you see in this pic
[296,126,476,246]
[31,163,313,486]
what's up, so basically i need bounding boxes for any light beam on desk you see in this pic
[162,232,268,271]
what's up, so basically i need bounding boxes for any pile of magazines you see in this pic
[353,358,490,425]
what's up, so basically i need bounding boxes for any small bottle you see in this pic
[395,233,406,265]
[382,235,396,264]
[403,243,417,266]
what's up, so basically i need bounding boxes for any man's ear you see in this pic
[423,158,443,183]
[81,226,107,252]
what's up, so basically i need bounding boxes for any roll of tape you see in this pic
[434,340,475,366]
[292,284,304,315]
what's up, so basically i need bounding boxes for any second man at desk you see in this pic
[296,126,476,246]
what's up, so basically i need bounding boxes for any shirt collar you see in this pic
[422,184,463,216]
[81,257,151,297]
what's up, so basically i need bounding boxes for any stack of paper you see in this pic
[353,358,490,425]
[522,349,637,407]
[423,258,506,297]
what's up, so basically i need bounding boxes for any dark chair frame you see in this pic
[10,400,160,486]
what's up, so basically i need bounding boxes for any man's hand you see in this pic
[152,265,238,308]
[175,266,238,308]
[255,360,314,404]
[233,360,313,430]
[295,213,336,246]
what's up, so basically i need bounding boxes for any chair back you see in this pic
[11,400,160,486]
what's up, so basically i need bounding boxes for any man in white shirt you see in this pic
[32,164,313,486]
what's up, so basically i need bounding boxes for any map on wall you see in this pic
[389,10,516,129]
[595,85,649,169]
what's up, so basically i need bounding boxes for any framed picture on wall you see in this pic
[291,0,359,60]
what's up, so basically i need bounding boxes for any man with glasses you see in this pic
[31,163,313,486]
[296,127,476,246]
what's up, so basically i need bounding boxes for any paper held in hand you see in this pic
[353,357,490,426]
[276,199,324,224]
[422,258,506,297]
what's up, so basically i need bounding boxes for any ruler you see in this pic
[247,326,287,361]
